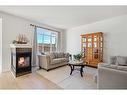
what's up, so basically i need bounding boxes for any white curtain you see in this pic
[32,26,38,67]
[57,32,61,52]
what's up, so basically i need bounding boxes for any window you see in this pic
[37,27,58,53]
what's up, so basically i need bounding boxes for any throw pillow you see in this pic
[117,56,127,66]
[54,52,58,58]
[58,52,64,58]
[64,53,70,58]
[104,64,117,69]
[50,52,56,59]
[110,56,117,65]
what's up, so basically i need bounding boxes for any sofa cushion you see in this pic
[117,56,127,66]
[59,58,68,62]
[52,59,61,64]
[104,64,118,69]
[60,58,68,62]
[102,64,127,72]
[51,58,68,64]
[117,66,127,71]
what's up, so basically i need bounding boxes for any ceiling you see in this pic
[0,6,127,29]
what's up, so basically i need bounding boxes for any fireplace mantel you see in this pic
[10,44,32,48]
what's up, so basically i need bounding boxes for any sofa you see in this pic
[98,56,127,89]
[38,52,70,71]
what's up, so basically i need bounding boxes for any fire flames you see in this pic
[18,57,26,67]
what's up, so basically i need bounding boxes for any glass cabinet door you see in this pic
[88,36,92,42]
[83,43,86,47]
[94,42,97,47]
[88,43,92,47]
[93,48,99,59]
[82,37,86,42]
[94,37,97,41]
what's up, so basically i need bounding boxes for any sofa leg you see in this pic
[46,69,49,72]
[39,66,42,69]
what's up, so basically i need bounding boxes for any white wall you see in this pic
[0,18,2,73]
[66,15,127,63]
[0,11,65,72]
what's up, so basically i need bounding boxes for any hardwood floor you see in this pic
[0,71,62,89]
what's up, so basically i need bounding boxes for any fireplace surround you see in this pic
[10,44,32,77]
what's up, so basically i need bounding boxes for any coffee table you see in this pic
[68,60,86,77]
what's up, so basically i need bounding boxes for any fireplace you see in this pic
[10,44,32,77]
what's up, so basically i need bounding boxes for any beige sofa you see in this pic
[38,52,70,71]
[98,56,127,89]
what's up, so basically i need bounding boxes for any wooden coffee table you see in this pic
[68,60,86,77]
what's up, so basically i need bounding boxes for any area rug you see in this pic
[36,65,97,89]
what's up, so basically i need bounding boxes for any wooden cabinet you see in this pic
[81,32,103,67]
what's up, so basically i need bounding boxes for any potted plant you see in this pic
[73,53,83,61]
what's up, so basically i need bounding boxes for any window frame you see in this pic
[36,27,58,53]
